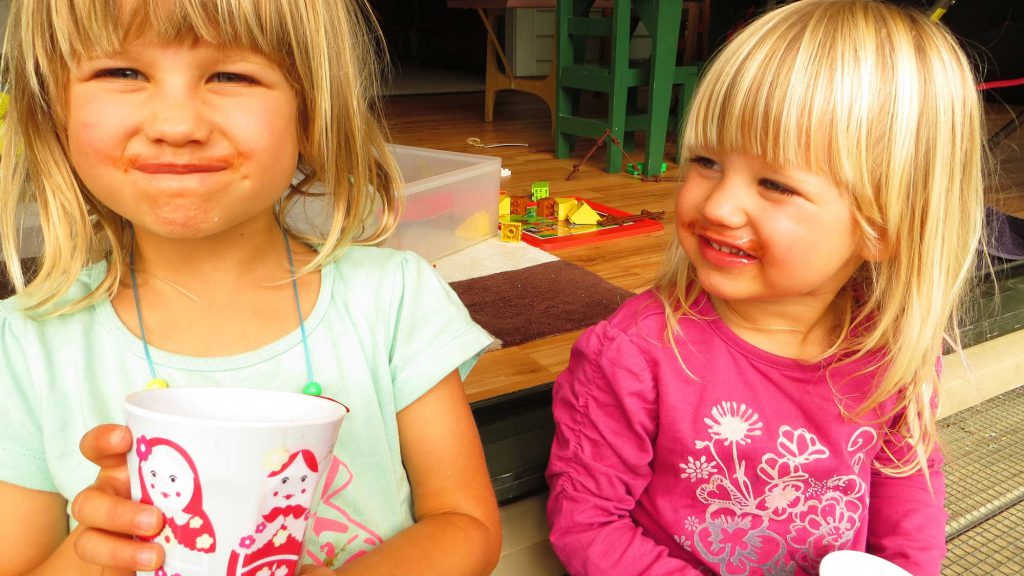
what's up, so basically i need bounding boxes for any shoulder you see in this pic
[0,262,107,334]
[326,245,471,325]
[567,290,668,371]
[329,246,435,288]
[567,289,730,384]
[573,289,677,354]
[600,289,669,335]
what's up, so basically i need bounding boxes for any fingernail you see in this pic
[136,546,158,569]
[138,509,161,533]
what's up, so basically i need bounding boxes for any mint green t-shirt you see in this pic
[0,246,493,567]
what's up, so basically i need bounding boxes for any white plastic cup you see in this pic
[125,387,348,576]
[819,550,913,576]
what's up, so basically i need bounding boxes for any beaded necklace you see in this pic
[128,226,322,395]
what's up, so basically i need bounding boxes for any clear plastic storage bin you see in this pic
[384,144,501,261]
[284,144,501,262]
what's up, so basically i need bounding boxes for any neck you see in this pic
[127,215,311,292]
[712,292,847,361]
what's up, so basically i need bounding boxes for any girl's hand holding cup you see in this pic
[72,424,165,573]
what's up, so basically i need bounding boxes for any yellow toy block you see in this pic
[500,221,523,242]
[555,197,577,221]
[456,210,491,239]
[569,201,600,226]
[498,195,511,216]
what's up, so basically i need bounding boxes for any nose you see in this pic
[143,86,212,146]
[699,175,749,229]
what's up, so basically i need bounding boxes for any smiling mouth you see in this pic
[706,238,753,258]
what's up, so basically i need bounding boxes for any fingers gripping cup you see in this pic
[125,387,348,576]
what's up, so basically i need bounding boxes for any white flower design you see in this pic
[188,516,204,529]
[680,455,718,481]
[195,533,214,550]
[777,426,829,463]
[685,516,701,532]
[764,482,804,515]
[704,402,763,445]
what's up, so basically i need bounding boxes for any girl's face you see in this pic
[142,445,196,514]
[66,38,300,241]
[676,151,867,306]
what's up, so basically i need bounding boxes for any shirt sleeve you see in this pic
[0,305,56,492]
[386,251,494,411]
[866,409,947,575]
[546,320,704,576]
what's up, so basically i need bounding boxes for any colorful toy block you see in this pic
[510,195,530,215]
[555,197,577,221]
[530,181,550,201]
[536,197,557,219]
[456,210,491,239]
[628,162,669,176]
[568,201,600,226]
[500,221,523,243]
[498,194,511,216]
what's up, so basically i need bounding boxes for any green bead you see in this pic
[303,381,323,396]
[146,378,169,389]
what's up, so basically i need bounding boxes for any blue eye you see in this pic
[760,179,797,197]
[688,156,720,171]
[96,68,143,81]
[211,72,257,84]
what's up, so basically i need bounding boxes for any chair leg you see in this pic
[554,0,574,159]
[639,0,683,177]
[605,0,633,174]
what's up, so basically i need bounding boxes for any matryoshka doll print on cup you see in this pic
[125,387,348,576]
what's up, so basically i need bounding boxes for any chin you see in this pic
[693,269,753,301]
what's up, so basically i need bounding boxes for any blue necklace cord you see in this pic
[128,248,159,382]
[129,226,320,394]
[281,225,320,395]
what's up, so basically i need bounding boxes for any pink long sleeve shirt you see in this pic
[546,291,945,576]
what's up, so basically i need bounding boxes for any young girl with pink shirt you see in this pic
[546,1,985,574]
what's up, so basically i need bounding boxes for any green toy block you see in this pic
[629,162,669,176]
[531,181,550,201]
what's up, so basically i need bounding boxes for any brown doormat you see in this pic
[449,259,634,348]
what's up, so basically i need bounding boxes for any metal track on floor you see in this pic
[941,386,1024,574]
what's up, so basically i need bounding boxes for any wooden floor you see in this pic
[383,90,1024,402]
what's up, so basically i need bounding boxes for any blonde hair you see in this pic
[0,0,401,315]
[654,0,986,475]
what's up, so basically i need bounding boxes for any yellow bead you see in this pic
[146,378,169,389]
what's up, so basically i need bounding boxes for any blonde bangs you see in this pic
[685,2,922,195]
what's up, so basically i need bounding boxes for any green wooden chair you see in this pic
[555,0,700,177]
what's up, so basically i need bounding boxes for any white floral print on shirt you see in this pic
[676,402,878,576]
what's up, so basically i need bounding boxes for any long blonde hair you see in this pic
[654,0,987,475]
[0,0,401,315]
